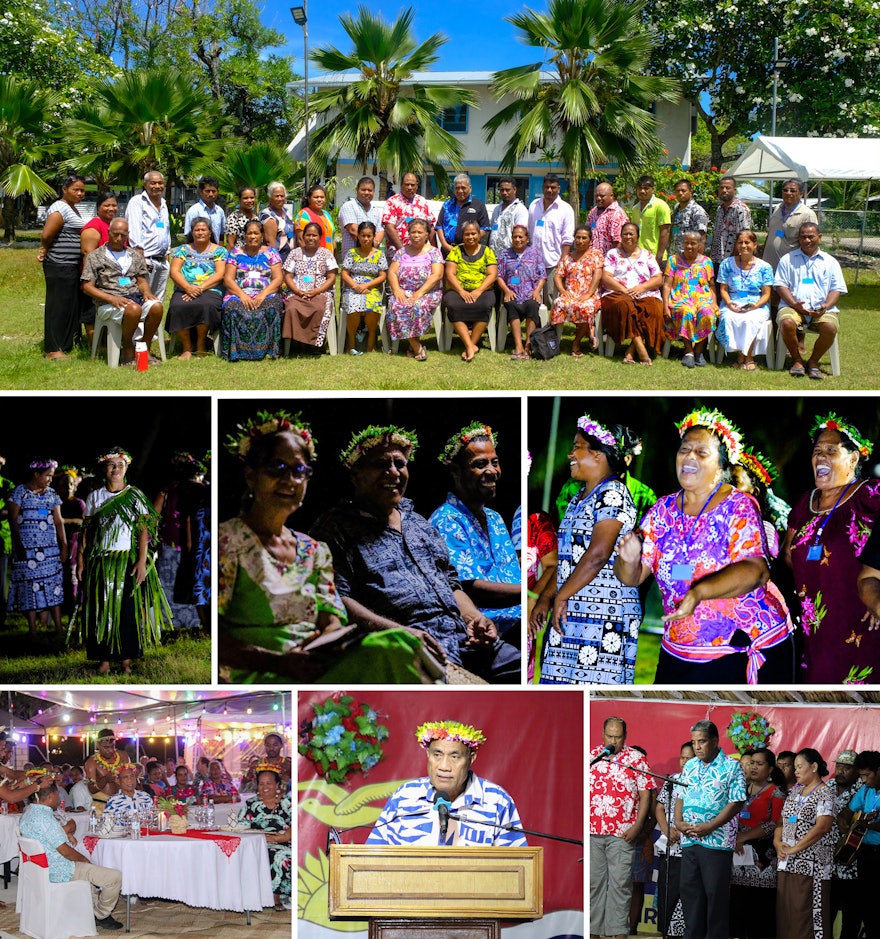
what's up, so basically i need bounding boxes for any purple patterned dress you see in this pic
[387,247,443,340]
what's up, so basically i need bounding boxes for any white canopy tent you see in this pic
[727,136,880,182]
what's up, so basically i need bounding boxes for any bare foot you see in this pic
[97,662,111,675]
[45,351,69,360]
[178,351,193,360]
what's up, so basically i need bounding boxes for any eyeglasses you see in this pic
[263,461,313,481]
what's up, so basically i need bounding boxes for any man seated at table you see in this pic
[366,720,526,846]
[68,765,93,811]
[19,781,124,930]
[84,729,132,815]
[263,733,292,785]
[142,761,169,798]
[105,764,154,816]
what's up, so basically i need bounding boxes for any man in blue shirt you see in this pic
[838,750,880,939]
[430,422,521,643]
[183,175,226,243]
[367,720,526,847]
[19,782,123,930]
[674,719,745,939]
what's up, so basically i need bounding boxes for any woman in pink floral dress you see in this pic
[551,225,604,357]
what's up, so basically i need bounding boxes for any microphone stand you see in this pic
[447,810,583,847]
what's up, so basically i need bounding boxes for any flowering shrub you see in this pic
[727,711,774,754]
[614,157,724,215]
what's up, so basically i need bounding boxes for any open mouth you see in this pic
[680,464,698,476]
[815,465,831,479]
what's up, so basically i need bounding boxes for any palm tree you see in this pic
[0,76,60,241]
[485,0,679,212]
[307,6,475,190]
[213,141,301,203]
[63,68,237,198]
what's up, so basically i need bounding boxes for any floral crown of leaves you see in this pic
[97,449,132,465]
[224,410,317,462]
[439,422,497,464]
[29,458,58,470]
[340,425,418,468]
[677,409,742,464]
[24,767,52,780]
[415,721,486,752]
[254,761,282,775]
[738,447,778,486]
[58,464,81,478]
[576,415,618,450]
[811,413,873,458]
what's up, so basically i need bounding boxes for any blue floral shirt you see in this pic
[677,750,746,851]
[429,492,521,636]
[19,803,74,883]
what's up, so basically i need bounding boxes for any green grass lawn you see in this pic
[2,245,878,391]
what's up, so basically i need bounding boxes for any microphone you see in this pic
[434,790,453,841]
[590,745,614,766]
[325,826,341,854]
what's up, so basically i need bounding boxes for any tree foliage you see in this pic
[213,141,302,201]
[485,0,679,212]
[307,6,475,189]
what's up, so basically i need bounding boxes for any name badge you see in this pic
[740,811,750,819]
[537,219,545,227]
[38,508,49,516]
[590,222,597,229]
[302,275,314,284]
[775,229,785,238]
[155,221,165,228]
[787,815,797,824]
[671,563,694,581]
[737,291,750,300]
[491,225,499,231]
[510,277,521,285]
[803,277,815,284]
[404,217,413,224]
[118,276,133,286]
[807,544,822,561]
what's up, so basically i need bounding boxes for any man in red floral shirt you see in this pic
[589,716,654,939]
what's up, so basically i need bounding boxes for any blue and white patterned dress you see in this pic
[540,478,641,684]
[8,484,64,612]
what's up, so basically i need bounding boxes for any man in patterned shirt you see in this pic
[589,716,654,939]
[587,182,629,257]
[367,720,525,846]
[674,719,746,939]
[671,180,709,256]
[429,423,521,643]
[709,177,752,273]
[381,173,436,258]
[828,748,862,939]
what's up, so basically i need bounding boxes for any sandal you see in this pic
[622,355,636,365]
[510,351,530,360]
[273,903,286,913]
[406,346,427,362]
[789,363,806,377]
[571,349,584,359]
[807,366,824,380]
[742,361,757,371]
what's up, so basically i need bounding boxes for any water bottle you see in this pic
[207,799,215,830]
[1,800,8,816]
[130,814,140,839]
[89,807,97,833]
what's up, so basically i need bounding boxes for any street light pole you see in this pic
[291,5,309,192]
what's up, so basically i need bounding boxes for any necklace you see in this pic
[95,750,122,772]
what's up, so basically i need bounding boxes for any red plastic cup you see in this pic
[135,341,148,371]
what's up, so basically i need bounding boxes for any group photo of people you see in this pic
[217,397,522,684]
[0,689,292,936]
[527,395,880,686]
[589,692,880,939]
[0,396,211,683]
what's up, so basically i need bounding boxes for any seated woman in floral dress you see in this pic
[237,767,291,911]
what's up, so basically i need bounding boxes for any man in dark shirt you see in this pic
[311,426,520,683]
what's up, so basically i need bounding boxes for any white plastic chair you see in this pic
[774,325,840,376]
[16,837,96,939]
[90,306,168,368]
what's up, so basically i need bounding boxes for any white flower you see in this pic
[579,645,598,665]
[844,78,854,87]
[602,488,623,507]
[602,630,622,653]
[805,26,817,35]
[548,629,562,646]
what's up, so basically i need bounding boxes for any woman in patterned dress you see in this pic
[167,218,227,359]
[221,220,284,361]
[260,182,296,262]
[783,415,880,683]
[773,749,834,939]
[496,224,546,360]
[662,231,719,368]
[386,218,444,362]
[8,458,66,639]
[443,220,498,362]
[281,221,338,354]
[551,224,605,357]
[340,221,388,354]
[531,415,641,684]
[293,185,336,251]
[225,186,258,251]
[716,230,774,369]
[237,769,291,910]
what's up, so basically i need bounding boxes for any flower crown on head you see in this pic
[224,410,317,462]
[341,425,418,468]
[677,409,742,464]
[439,422,497,464]
[576,414,617,449]
[812,413,873,458]
[739,447,778,487]
[416,720,486,752]
[254,760,282,776]
[58,464,80,479]
[29,458,58,471]
[97,449,132,465]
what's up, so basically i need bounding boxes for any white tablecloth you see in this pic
[186,801,244,828]
[90,831,274,912]
[0,812,92,864]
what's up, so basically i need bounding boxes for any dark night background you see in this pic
[218,396,523,532]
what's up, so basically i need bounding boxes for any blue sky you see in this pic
[263,0,546,72]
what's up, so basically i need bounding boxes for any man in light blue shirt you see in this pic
[674,719,745,939]
[20,782,123,930]
[125,170,172,303]
[184,175,226,243]
[775,222,847,380]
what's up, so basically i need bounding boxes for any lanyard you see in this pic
[743,781,770,811]
[677,481,722,554]
[810,480,856,548]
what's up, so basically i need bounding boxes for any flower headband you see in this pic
[58,464,81,479]
[29,458,58,470]
[416,720,486,752]
[224,410,317,462]
[439,422,497,464]
[812,413,873,458]
[254,761,283,775]
[677,409,742,464]
[739,447,778,487]
[97,449,132,465]
[341,425,418,468]
[576,414,617,449]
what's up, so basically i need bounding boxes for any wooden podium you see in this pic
[329,844,543,939]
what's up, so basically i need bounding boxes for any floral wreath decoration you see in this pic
[340,425,418,469]
[739,447,778,487]
[254,760,284,777]
[727,711,775,754]
[415,720,486,752]
[225,409,317,462]
[299,695,389,785]
[677,408,743,465]
[439,422,497,464]
[96,448,132,466]
[811,413,873,458]
[58,464,81,479]
[576,414,619,450]
[29,458,58,471]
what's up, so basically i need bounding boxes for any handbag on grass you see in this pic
[529,323,561,360]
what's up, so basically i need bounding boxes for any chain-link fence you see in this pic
[816,209,880,282]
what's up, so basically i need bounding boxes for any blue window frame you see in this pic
[438,105,468,134]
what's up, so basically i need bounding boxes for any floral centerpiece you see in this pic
[157,796,189,833]
[727,711,775,754]
[299,694,388,785]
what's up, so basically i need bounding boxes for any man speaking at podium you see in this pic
[366,720,527,847]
